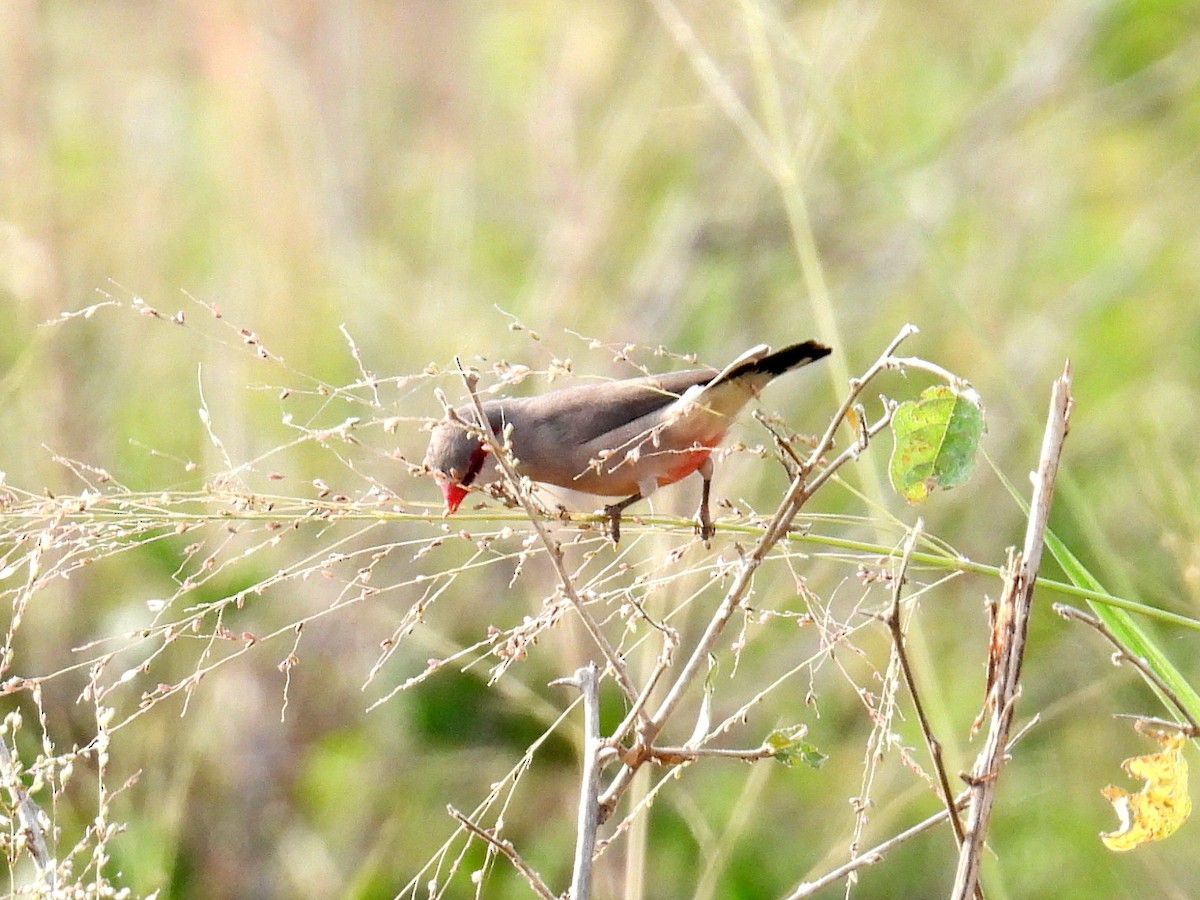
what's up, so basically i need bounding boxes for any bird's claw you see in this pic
[603,504,623,544]
[695,493,714,547]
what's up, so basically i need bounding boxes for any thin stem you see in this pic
[783,793,971,899]
[447,806,556,900]
[608,638,675,749]
[885,355,975,392]
[951,363,1073,899]
[645,404,897,737]
[642,743,782,763]
[458,362,640,706]
[599,326,917,819]
[5,489,1195,632]
[1053,603,1200,736]
[885,519,966,846]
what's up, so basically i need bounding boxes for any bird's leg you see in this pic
[695,459,715,544]
[603,492,643,544]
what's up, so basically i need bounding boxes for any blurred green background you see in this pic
[2,0,1200,897]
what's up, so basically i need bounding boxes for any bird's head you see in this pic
[424,415,489,515]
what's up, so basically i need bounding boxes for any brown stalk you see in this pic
[951,363,1073,898]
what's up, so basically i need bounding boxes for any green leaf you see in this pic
[765,727,826,768]
[1047,528,1200,728]
[994,465,1200,740]
[889,385,985,503]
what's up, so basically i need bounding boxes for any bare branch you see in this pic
[607,635,676,749]
[599,325,918,820]
[951,363,1073,899]
[447,806,557,900]
[783,793,971,899]
[884,518,966,845]
[884,355,976,394]
[1053,603,1200,736]
[641,743,783,763]
[554,663,603,900]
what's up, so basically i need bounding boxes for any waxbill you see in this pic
[424,340,831,541]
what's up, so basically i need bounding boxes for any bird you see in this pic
[423,340,831,542]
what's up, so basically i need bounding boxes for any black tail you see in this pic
[724,340,831,383]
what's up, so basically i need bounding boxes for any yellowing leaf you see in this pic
[1100,721,1191,851]
[888,385,985,504]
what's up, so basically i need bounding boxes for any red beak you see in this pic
[441,481,469,515]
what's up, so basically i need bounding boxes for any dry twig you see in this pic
[951,363,1073,898]
[598,324,918,820]
[554,663,602,900]
[1053,604,1200,736]
[884,518,966,845]
[447,806,556,900]
[783,792,971,899]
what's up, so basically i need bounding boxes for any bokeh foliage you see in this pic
[2,1,1200,897]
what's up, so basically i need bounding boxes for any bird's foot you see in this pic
[601,492,644,545]
[695,492,714,547]
[694,473,716,547]
[603,503,624,544]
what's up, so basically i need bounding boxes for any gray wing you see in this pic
[505,369,715,448]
